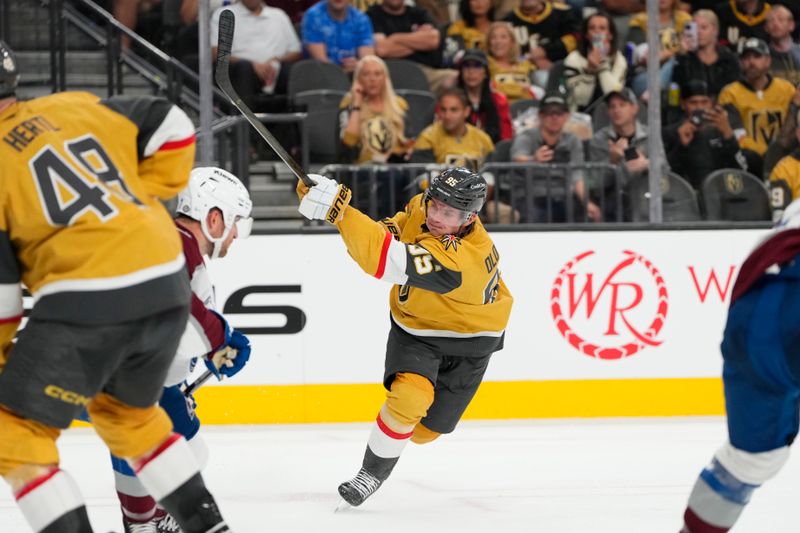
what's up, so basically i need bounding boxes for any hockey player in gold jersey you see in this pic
[297,166,513,507]
[0,40,229,533]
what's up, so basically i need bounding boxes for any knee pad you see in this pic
[0,406,60,478]
[385,372,434,428]
[87,393,172,459]
[410,422,441,445]
[714,441,790,486]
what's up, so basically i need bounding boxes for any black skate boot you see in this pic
[338,467,384,506]
[122,517,158,533]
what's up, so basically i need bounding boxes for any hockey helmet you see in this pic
[176,167,253,259]
[425,167,487,221]
[0,41,19,99]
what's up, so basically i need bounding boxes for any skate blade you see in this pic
[334,499,352,513]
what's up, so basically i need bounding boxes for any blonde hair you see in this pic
[694,9,718,31]
[353,55,406,143]
[487,22,520,63]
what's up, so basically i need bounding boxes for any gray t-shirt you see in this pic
[510,128,584,195]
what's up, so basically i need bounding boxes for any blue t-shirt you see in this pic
[301,1,375,65]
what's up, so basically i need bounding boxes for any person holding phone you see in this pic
[662,80,744,189]
[588,87,650,221]
[559,11,627,112]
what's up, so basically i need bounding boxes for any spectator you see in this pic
[672,9,741,98]
[265,0,318,24]
[716,0,771,51]
[339,55,410,164]
[765,5,800,86]
[560,11,627,113]
[510,93,601,222]
[768,109,800,218]
[367,0,456,92]
[718,37,795,177]
[588,88,649,220]
[113,0,162,49]
[210,0,302,108]
[596,0,649,46]
[627,0,692,98]
[503,0,580,78]
[456,49,513,143]
[412,87,495,169]
[486,21,539,103]
[443,0,495,67]
[301,0,375,73]
[663,80,744,189]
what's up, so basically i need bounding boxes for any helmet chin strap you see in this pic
[200,216,233,260]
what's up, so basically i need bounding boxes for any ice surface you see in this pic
[0,418,796,532]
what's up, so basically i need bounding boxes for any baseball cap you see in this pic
[539,92,568,113]
[682,79,710,99]
[458,49,488,68]
[739,37,770,57]
[604,87,637,105]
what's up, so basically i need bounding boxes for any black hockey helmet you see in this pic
[0,41,19,98]
[425,167,487,217]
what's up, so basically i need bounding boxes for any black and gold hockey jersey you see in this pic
[413,123,495,171]
[503,1,579,60]
[335,193,513,355]
[718,76,795,155]
[0,92,195,354]
[769,149,800,212]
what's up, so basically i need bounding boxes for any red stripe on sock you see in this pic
[376,414,413,440]
[117,491,156,521]
[0,313,22,324]
[683,508,730,533]
[373,232,393,279]
[15,467,59,500]
[133,433,181,474]
[159,135,196,151]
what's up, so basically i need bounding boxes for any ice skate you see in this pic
[123,518,157,533]
[337,467,384,507]
[155,512,182,533]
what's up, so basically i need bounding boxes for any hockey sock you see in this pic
[14,467,92,533]
[363,407,414,480]
[112,454,157,523]
[681,458,755,532]
[131,433,228,533]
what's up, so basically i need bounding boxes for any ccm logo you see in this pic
[326,186,350,224]
[44,385,91,406]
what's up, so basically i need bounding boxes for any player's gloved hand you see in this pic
[298,175,351,224]
[218,330,251,378]
[295,173,324,201]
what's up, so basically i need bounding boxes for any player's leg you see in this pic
[91,306,228,533]
[682,280,800,532]
[338,328,437,506]
[112,385,206,532]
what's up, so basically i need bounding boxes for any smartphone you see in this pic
[624,146,638,161]
[684,21,698,52]
[591,34,608,59]
[690,109,705,126]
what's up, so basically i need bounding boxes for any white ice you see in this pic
[0,418,797,532]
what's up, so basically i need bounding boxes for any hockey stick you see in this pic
[182,346,237,397]
[214,9,315,187]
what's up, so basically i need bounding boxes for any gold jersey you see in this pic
[488,57,537,104]
[769,151,800,211]
[414,122,495,171]
[335,193,513,354]
[718,76,795,155]
[0,92,195,339]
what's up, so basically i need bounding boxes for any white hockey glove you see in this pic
[297,174,352,224]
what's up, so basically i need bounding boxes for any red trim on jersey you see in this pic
[159,134,196,151]
[15,467,59,500]
[373,232,393,279]
[133,433,181,474]
[683,508,730,533]
[376,414,413,440]
[0,313,22,324]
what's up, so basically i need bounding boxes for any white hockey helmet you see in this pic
[176,167,253,259]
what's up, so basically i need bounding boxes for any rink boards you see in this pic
[192,227,768,424]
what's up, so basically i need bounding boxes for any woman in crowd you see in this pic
[456,49,513,143]
[561,12,627,113]
[627,0,691,98]
[486,21,539,104]
[444,0,495,66]
[339,55,410,164]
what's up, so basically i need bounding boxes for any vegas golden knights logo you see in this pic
[724,173,744,195]
[365,117,394,155]
[750,110,783,147]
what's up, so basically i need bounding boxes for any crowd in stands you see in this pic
[106,0,800,222]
